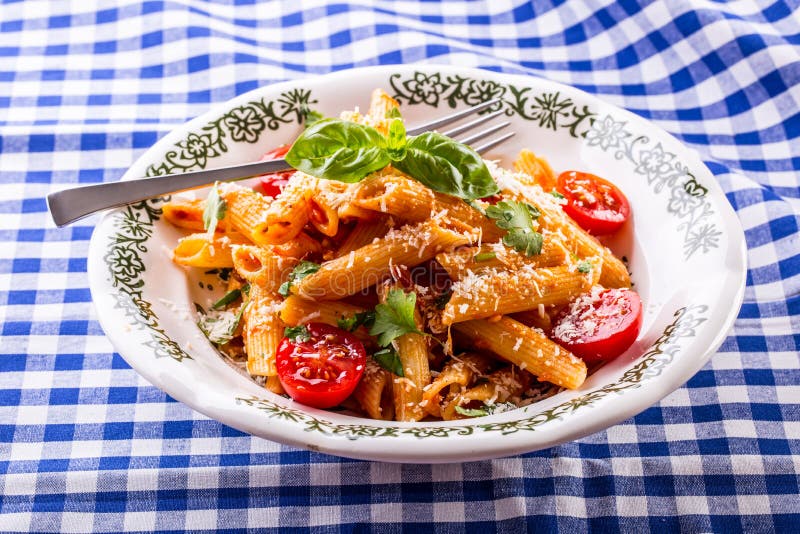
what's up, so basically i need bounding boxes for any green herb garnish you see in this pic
[485,200,544,256]
[203,183,227,235]
[284,325,310,343]
[473,251,497,263]
[337,310,376,332]
[576,260,592,274]
[455,401,516,418]
[211,285,247,310]
[434,289,452,310]
[369,289,424,347]
[386,107,402,119]
[197,302,247,345]
[285,119,499,202]
[278,260,321,297]
[550,189,565,199]
[373,346,404,376]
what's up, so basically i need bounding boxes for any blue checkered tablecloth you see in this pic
[1,0,798,531]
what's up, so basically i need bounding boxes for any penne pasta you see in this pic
[172,232,250,268]
[335,216,393,258]
[422,353,493,417]
[513,149,556,191]
[222,184,273,243]
[231,245,297,291]
[296,220,471,300]
[352,173,503,241]
[453,316,587,390]
[441,265,592,325]
[243,283,283,377]
[353,359,395,420]
[162,197,209,232]
[435,238,567,279]
[442,366,532,420]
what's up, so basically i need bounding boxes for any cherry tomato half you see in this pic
[556,171,631,235]
[258,145,293,198]
[552,288,642,365]
[276,322,367,409]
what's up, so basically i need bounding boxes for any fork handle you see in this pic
[47,158,293,227]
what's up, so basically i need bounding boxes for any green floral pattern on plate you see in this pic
[390,71,720,258]
[237,305,707,438]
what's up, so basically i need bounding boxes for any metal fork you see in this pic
[47,98,513,227]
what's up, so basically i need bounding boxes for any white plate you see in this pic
[88,65,746,463]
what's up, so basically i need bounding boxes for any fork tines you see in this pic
[406,97,513,154]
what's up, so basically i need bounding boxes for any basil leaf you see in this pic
[373,347,404,376]
[393,132,499,201]
[369,289,423,347]
[285,119,390,183]
[303,108,325,128]
[386,118,407,161]
[203,184,227,235]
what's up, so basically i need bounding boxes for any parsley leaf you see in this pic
[386,107,402,119]
[503,230,543,257]
[278,261,321,297]
[576,260,592,274]
[485,200,544,256]
[203,184,227,235]
[369,289,423,347]
[550,189,565,199]
[337,310,376,332]
[284,325,310,343]
[373,346,404,376]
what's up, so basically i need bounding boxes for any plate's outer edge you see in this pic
[88,65,748,463]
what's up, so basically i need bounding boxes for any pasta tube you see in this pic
[172,232,250,268]
[513,149,556,190]
[353,360,395,420]
[435,238,566,279]
[243,283,283,377]
[441,265,591,325]
[453,316,587,390]
[422,353,493,417]
[296,220,471,300]
[442,366,531,420]
[162,198,208,232]
[222,185,273,244]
